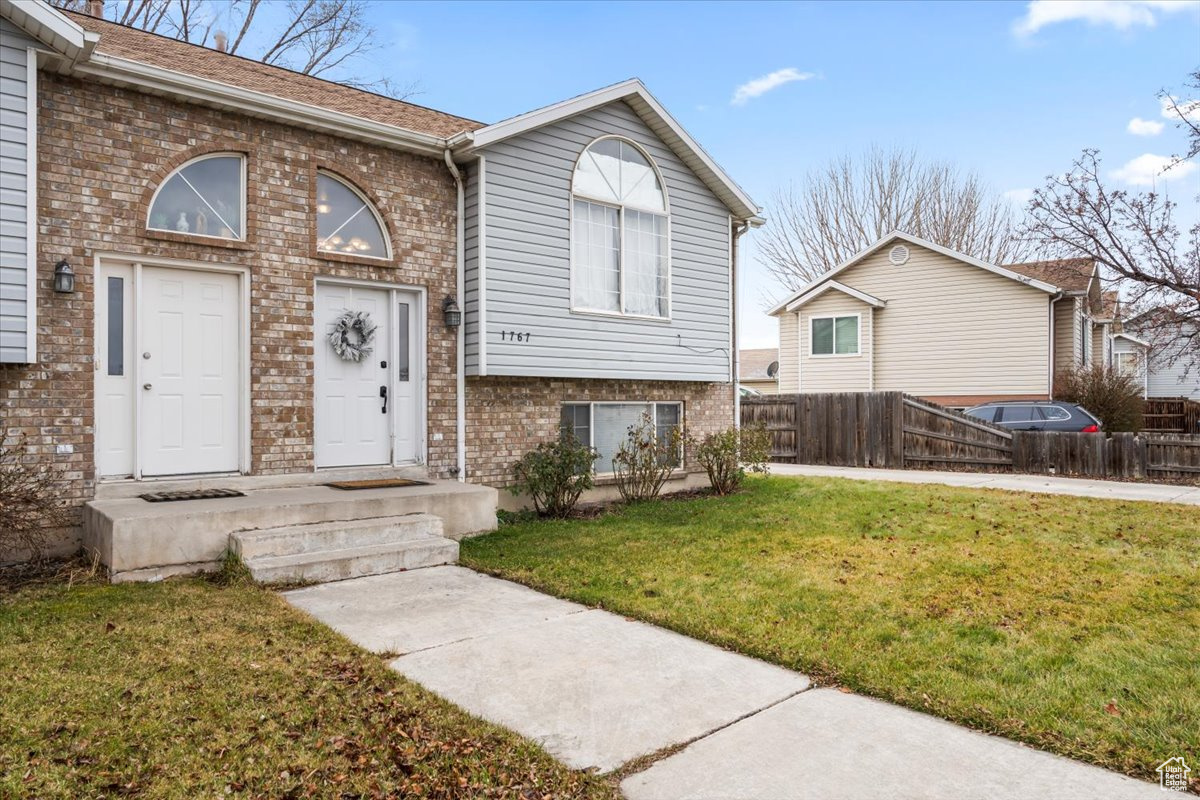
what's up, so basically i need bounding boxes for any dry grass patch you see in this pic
[0,574,617,799]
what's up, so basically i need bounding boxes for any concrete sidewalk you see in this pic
[285,566,1163,799]
[772,463,1200,504]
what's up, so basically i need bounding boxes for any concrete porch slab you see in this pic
[620,688,1162,800]
[390,605,809,773]
[285,566,584,654]
[84,480,497,581]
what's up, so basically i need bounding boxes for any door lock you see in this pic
[379,385,388,414]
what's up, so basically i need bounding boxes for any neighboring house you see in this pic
[767,232,1114,407]
[1111,310,1200,399]
[738,348,779,394]
[0,1,762,555]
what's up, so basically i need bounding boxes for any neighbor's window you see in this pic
[147,153,244,240]
[810,315,859,356]
[560,402,682,473]
[316,171,390,259]
[1116,352,1140,377]
[571,137,669,318]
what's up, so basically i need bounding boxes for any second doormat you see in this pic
[324,478,431,490]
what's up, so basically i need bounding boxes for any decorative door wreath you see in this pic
[327,310,377,362]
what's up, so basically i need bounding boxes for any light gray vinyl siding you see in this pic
[463,160,479,372]
[0,18,35,363]
[467,100,732,381]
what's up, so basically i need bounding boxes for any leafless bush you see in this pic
[0,422,72,562]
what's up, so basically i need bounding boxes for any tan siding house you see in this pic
[769,232,1109,406]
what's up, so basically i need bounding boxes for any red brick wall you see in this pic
[465,376,735,486]
[0,73,460,551]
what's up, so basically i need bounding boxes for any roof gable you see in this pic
[784,280,885,312]
[769,231,1058,317]
[457,79,762,223]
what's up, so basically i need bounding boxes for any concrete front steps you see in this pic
[83,477,497,583]
[231,514,459,584]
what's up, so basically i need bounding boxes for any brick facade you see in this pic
[465,376,735,486]
[0,73,460,552]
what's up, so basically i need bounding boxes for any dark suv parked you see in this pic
[964,401,1102,432]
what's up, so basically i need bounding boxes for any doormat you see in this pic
[140,488,246,503]
[324,478,432,490]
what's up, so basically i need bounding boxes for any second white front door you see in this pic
[315,283,421,468]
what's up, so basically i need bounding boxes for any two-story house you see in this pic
[0,1,761,571]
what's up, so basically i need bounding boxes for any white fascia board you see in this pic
[785,280,885,313]
[459,78,762,223]
[768,230,1058,316]
[73,53,450,156]
[1113,332,1151,348]
[0,0,88,58]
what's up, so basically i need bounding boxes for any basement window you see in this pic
[559,401,683,474]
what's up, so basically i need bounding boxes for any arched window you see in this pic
[571,137,669,318]
[147,153,245,240]
[316,171,390,259]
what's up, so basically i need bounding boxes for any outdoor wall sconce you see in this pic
[53,259,75,294]
[442,296,461,329]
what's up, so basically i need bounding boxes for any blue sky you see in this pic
[329,0,1200,348]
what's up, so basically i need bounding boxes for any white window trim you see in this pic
[146,153,248,242]
[808,313,862,358]
[316,170,394,261]
[569,136,672,322]
[562,400,684,475]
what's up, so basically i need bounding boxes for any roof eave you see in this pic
[0,0,91,59]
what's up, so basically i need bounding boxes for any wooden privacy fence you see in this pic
[1142,397,1200,434]
[741,392,1200,482]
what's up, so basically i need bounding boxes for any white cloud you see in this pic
[1003,188,1035,206]
[1127,117,1165,135]
[1160,94,1200,122]
[1013,0,1199,37]
[1111,153,1198,185]
[731,68,814,106]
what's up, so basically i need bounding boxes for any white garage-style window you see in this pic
[810,314,860,356]
[571,137,669,319]
[147,153,245,240]
[560,401,682,474]
[316,171,391,259]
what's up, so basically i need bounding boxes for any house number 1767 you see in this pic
[500,331,532,342]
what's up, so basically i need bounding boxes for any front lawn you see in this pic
[462,476,1199,782]
[0,571,617,799]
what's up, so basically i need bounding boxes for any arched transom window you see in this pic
[571,138,669,318]
[316,171,390,259]
[147,153,245,240]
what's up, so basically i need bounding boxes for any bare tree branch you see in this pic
[759,147,1026,293]
[48,0,418,99]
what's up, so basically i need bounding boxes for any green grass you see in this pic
[462,475,1200,782]
[0,574,618,799]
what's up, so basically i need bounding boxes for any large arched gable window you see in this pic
[316,171,391,259]
[571,137,669,318]
[147,153,245,240]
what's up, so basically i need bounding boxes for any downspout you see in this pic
[731,220,751,428]
[1048,292,1063,399]
[443,149,466,481]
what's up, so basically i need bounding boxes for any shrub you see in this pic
[0,422,72,561]
[1055,364,1145,432]
[510,436,599,518]
[694,424,772,495]
[612,413,683,503]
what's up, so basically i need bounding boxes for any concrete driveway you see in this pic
[772,463,1200,504]
[285,566,1164,799]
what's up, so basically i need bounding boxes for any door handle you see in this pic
[379,385,388,414]
[143,383,152,390]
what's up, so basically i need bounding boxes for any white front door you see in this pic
[315,284,393,467]
[140,266,241,476]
